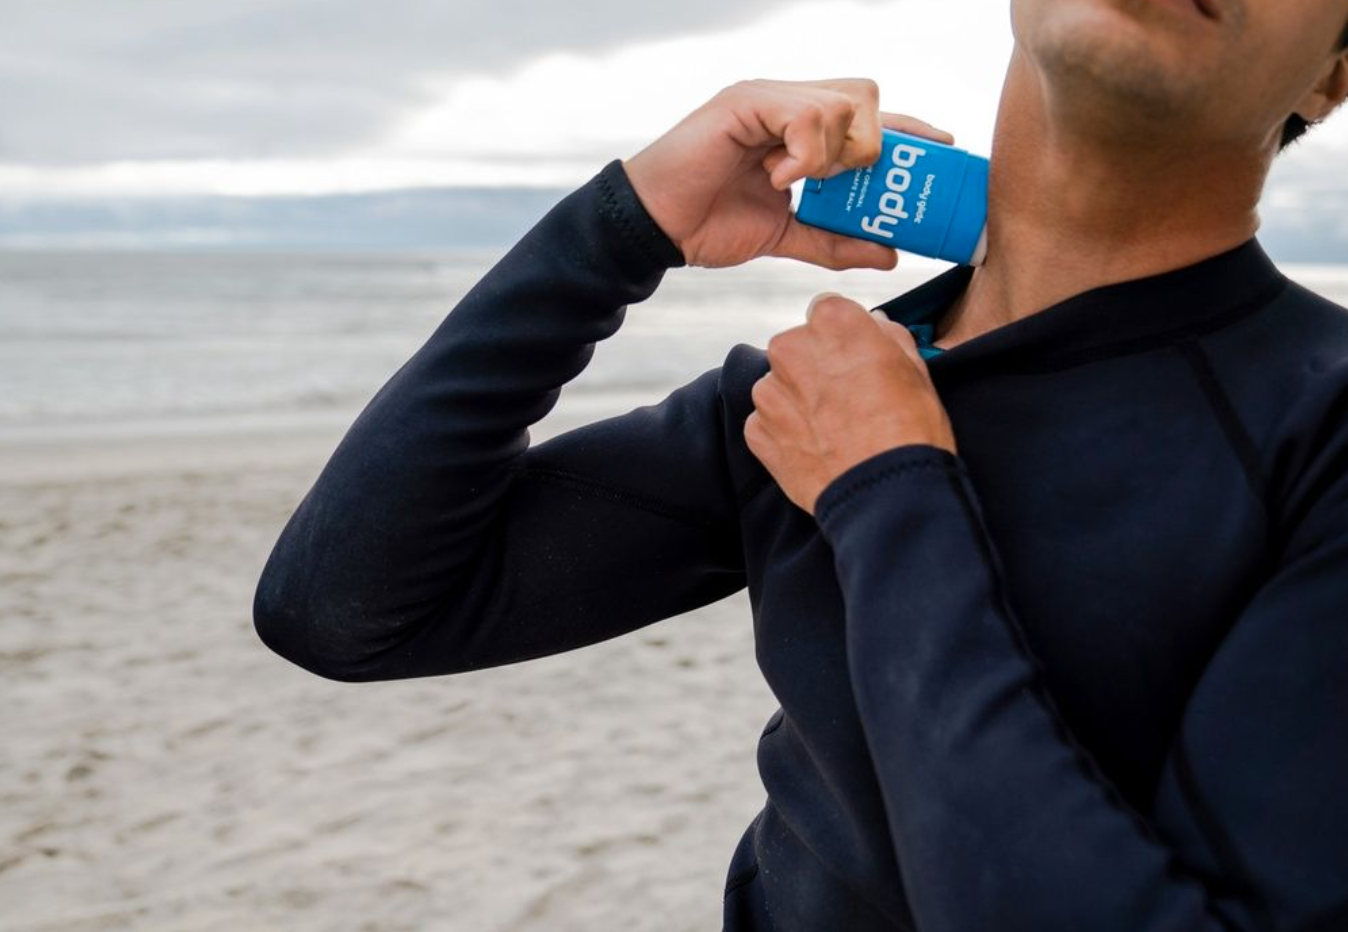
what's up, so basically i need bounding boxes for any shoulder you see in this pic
[1195,278,1348,535]
[1194,276,1348,412]
[1207,276,1348,365]
[1277,277,1348,344]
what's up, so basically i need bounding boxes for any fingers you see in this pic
[723,78,954,198]
[802,293,874,347]
[750,368,792,416]
[795,293,930,373]
[764,108,953,187]
[760,118,874,181]
[879,111,956,145]
[870,310,929,369]
[829,93,884,179]
[768,93,859,191]
[726,79,882,192]
[771,104,837,191]
[769,212,900,271]
[760,145,792,179]
[806,291,847,322]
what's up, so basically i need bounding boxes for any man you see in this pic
[254,0,1348,929]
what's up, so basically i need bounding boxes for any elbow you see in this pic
[252,558,372,684]
[253,526,485,682]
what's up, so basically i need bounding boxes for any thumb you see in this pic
[770,214,900,272]
[870,310,927,369]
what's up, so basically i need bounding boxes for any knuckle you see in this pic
[720,79,757,101]
[830,90,859,115]
[886,319,914,341]
[744,410,766,440]
[810,295,855,326]
[766,329,799,364]
[858,132,883,164]
[843,138,882,169]
[797,101,827,126]
[750,376,771,405]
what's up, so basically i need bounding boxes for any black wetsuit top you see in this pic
[255,157,1348,932]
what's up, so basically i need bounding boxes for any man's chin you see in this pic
[1032,20,1208,129]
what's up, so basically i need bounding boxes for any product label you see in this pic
[795,127,986,264]
[861,144,935,240]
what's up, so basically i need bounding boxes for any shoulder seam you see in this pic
[1172,735,1277,932]
[1174,338,1269,518]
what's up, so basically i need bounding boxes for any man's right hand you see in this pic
[621,77,956,271]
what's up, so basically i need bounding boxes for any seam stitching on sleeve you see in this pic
[1172,735,1276,932]
[940,466,1250,925]
[596,163,667,271]
[512,463,723,532]
[815,458,951,526]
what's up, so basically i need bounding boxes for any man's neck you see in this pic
[934,50,1270,350]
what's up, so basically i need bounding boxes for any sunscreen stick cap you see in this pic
[938,153,989,265]
[969,225,988,266]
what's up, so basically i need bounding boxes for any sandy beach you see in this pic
[6,244,1341,931]
[0,245,952,932]
[0,408,777,932]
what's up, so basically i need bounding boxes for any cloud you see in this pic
[1,0,1344,261]
[0,0,1014,196]
[1259,136,1348,262]
[0,0,889,166]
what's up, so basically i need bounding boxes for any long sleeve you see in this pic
[253,159,747,682]
[812,439,1348,932]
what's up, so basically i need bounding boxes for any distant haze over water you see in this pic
[1,249,1345,443]
[1,185,1346,264]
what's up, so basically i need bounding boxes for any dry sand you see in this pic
[0,407,777,932]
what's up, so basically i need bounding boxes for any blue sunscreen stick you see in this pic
[795,127,989,266]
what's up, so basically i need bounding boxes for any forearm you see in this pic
[254,159,687,678]
[815,444,1233,932]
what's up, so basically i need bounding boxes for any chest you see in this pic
[739,358,1268,808]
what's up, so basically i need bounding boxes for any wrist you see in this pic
[815,443,961,530]
[608,158,686,269]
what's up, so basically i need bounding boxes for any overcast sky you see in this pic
[0,0,1343,245]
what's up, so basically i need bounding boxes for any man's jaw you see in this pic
[1139,0,1222,24]
[1191,0,1222,22]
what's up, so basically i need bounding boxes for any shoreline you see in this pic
[0,389,663,485]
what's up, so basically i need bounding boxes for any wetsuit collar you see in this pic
[872,236,1290,379]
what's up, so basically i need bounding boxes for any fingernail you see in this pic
[806,291,845,321]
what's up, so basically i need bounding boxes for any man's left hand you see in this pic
[745,292,959,517]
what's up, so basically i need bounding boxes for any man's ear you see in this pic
[1293,49,1348,123]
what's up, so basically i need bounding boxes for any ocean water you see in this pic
[1,250,1346,442]
[0,250,941,441]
